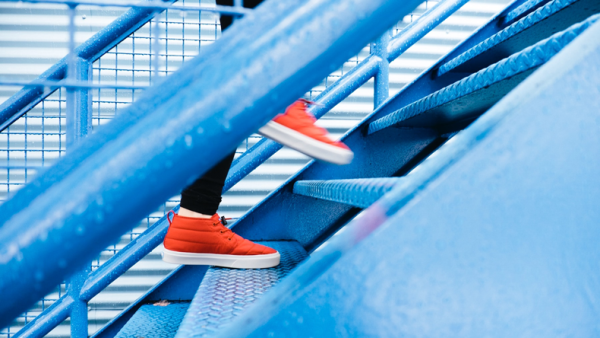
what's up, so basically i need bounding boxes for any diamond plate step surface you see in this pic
[368,14,598,134]
[115,302,190,338]
[175,241,308,338]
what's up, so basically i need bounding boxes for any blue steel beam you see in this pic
[0,0,423,328]
[220,19,600,337]
[368,15,599,134]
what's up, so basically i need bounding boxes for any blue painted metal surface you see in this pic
[437,0,600,76]
[176,242,308,338]
[368,15,599,134]
[91,265,208,338]
[8,0,470,334]
[0,0,423,328]
[226,0,543,251]
[504,0,549,22]
[223,0,471,193]
[293,178,404,208]
[67,265,91,338]
[372,31,391,108]
[218,19,600,337]
[114,303,189,338]
[65,57,92,149]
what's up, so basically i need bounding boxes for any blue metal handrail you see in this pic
[2,0,472,336]
[0,0,426,328]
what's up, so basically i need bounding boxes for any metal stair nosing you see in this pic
[437,0,600,76]
[367,15,599,134]
[292,177,404,208]
[217,20,600,336]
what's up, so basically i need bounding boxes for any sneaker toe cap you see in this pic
[249,243,278,255]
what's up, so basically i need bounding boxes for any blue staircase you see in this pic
[1,0,600,336]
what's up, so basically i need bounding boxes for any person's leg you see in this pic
[216,0,263,32]
[178,0,264,218]
[163,0,279,269]
[179,151,235,218]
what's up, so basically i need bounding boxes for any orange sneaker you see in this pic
[258,99,354,165]
[162,211,280,269]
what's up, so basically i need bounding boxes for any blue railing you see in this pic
[0,0,472,336]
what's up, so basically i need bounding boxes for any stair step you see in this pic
[437,0,600,76]
[114,302,190,338]
[175,241,308,338]
[293,178,404,208]
[367,15,598,134]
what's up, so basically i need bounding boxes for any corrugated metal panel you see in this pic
[0,0,511,336]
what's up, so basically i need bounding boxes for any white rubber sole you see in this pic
[259,121,353,165]
[162,248,280,269]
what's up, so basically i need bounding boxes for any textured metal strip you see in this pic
[504,0,548,22]
[115,303,190,338]
[437,0,582,76]
[293,178,403,208]
[175,241,308,338]
[368,15,599,134]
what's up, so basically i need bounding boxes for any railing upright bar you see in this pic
[372,30,391,108]
[64,5,92,336]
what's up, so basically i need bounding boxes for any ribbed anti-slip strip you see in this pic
[504,0,548,23]
[175,241,307,338]
[367,15,598,135]
[293,177,404,208]
[115,303,190,338]
[438,0,581,76]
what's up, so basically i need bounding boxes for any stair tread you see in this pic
[175,241,308,338]
[368,15,598,134]
[437,0,600,76]
[293,177,404,208]
[114,302,190,338]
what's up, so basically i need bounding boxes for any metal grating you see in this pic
[175,241,308,338]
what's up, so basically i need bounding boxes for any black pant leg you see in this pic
[180,151,236,215]
[216,0,264,31]
[179,0,264,214]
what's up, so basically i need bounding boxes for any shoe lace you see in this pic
[213,215,235,240]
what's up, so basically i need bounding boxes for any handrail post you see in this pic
[66,57,92,147]
[65,6,92,335]
[68,265,91,338]
[371,30,391,108]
